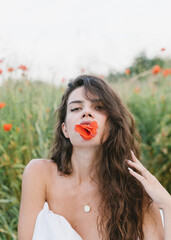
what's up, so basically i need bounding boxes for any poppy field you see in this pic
[0,57,171,239]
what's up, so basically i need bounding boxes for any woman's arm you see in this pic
[142,201,164,240]
[127,151,171,240]
[18,159,46,240]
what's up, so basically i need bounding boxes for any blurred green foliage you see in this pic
[0,55,171,239]
[128,51,165,75]
[107,52,167,83]
[127,84,171,192]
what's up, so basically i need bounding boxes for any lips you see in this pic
[80,121,92,125]
[75,121,98,140]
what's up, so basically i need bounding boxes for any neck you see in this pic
[70,146,101,187]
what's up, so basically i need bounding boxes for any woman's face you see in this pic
[62,86,109,147]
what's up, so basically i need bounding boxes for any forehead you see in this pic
[67,86,99,104]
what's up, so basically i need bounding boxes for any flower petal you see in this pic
[75,121,98,140]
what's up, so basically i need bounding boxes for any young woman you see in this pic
[18,75,171,240]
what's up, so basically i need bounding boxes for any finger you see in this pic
[129,151,156,181]
[130,151,146,169]
[130,150,140,163]
[127,159,154,181]
[128,167,147,185]
[127,160,142,172]
[128,168,148,188]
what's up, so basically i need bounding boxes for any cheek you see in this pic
[100,119,110,142]
[99,116,108,130]
[65,117,76,136]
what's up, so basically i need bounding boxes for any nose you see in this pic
[82,107,94,119]
[82,112,92,118]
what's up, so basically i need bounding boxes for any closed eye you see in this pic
[71,106,105,112]
[95,105,105,110]
[70,108,81,112]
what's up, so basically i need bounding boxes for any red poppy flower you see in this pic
[125,69,130,75]
[168,68,171,74]
[152,65,161,75]
[161,48,165,51]
[8,67,14,72]
[0,102,5,109]
[81,68,85,73]
[3,123,12,131]
[18,65,28,71]
[163,69,169,77]
[0,69,3,74]
[98,75,104,79]
[75,121,98,140]
[134,86,141,94]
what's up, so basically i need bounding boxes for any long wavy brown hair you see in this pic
[48,75,151,240]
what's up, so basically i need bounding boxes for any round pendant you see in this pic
[84,204,91,212]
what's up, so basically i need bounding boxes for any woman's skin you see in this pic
[18,86,170,239]
[127,151,171,239]
[61,86,109,185]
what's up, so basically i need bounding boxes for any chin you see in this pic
[72,138,101,147]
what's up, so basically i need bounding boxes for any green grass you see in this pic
[0,72,170,239]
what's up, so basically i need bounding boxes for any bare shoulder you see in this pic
[18,158,56,240]
[143,201,164,240]
[25,158,57,177]
[25,158,60,194]
[25,158,53,170]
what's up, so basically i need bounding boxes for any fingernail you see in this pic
[128,167,133,172]
[131,150,134,156]
[127,160,132,163]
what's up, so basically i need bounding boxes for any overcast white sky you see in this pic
[0,0,171,84]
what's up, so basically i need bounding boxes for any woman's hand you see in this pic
[127,151,171,211]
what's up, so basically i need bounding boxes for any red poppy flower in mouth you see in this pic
[75,121,98,140]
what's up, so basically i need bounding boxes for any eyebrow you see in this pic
[68,99,102,105]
